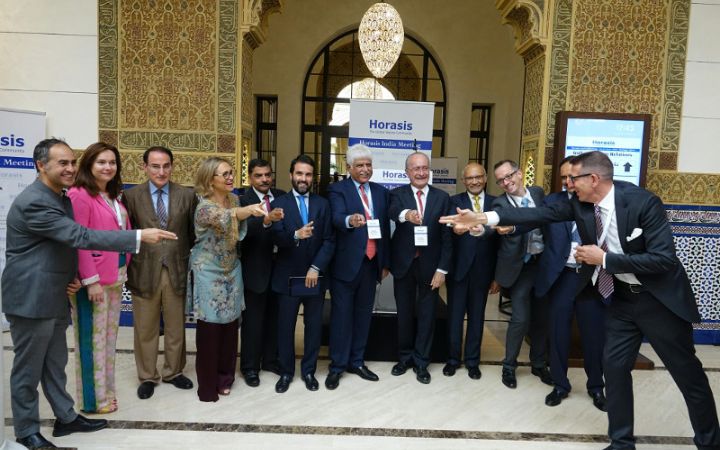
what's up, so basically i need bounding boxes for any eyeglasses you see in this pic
[566,173,593,183]
[214,170,234,179]
[464,175,486,182]
[147,164,172,173]
[495,169,518,186]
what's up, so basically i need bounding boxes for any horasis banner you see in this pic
[348,99,434,189]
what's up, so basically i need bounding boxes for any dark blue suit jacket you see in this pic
[388,184,452,281]
[239,187,285,294]
[449,191,498,282]
[534,191,576,297]
[328,178,390,283]
[270,192,335,295]
[496,180,700,323]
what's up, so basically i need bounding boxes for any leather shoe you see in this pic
[467,366,482,380]
[163,374,193,390]
[501,368,517,389]
[413,366,431,384]
[348,365,379,381]
[391,360,413,376]
[531,366,553,386]
[243,370,260,387]
[275,374,292,393]
[16,432,56,449]
[53,414,107,437]
[137,381,156,399]
[325,372,341,390]
[303,373,319,391]
[442,363,458,376]
[589,390,608,412]
[545,388,569,406]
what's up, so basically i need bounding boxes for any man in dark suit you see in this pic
[442,151,720,450]
[443,162,499,380]
[239,159,286,387]
[388,152,452,384]
[2,138,176,449]
[124,146,197,400]
[491,160,551,389]
[325,144,390,390]
[270,154,335,394]
[538,157,606,410]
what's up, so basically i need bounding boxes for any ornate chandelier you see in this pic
[358,2,404,79]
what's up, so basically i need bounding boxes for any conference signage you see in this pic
[563,117,644,186]
[431,157,458,195]
[348,99,435,189]
[0,108,46,274]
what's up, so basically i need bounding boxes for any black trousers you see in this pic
[276,293,323,378]
[394,258,439,368]
[240,288,279,373]
[604,282,720,449]
[195,319,238,402]
[446,268,493,367]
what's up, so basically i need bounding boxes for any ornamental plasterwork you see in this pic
[241,0,282,48]
[495,0,547,57]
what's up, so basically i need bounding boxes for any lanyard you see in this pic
[358,185,374,219]
[102,194,124,229]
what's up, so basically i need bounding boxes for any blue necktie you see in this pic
[297,195,308,225]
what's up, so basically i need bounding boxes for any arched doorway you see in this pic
[301,29,446,193]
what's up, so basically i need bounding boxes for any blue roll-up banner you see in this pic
[349,99,435,189]
[0,108,46,274]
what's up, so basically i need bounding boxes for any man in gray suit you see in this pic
[124,146,197,400]
[1,138,176,449]
[491,160,551,390]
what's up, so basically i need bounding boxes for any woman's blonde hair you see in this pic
[195,157,233,198]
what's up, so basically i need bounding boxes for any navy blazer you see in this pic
[492,185,545,288]
[270,191,335,295]
[534,191,575,297]
[496,180,700,323]
[449,191,498,282]
[388,184,452,281]
[239,187,285,293]
[328,178,390,283]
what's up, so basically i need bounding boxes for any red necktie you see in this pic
[359,185,376,260]
[263,194,271,212]
[416,190,424,218]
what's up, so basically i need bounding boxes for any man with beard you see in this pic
[270,155,335,393]
[325,144,390,390]
[239,159,285,387]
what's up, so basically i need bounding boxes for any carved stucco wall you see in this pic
[98,0,280,185]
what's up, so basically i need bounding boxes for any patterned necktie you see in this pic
[156,190,168,229]
[473,194,481,212]
[594,204,614,301]
[297,195,308,225]
[521,197,531,263]
[360,185,376,260]
[263,194,271,212]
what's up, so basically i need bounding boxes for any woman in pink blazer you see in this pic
[68,142,132,414]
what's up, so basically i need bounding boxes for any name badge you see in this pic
[568,241,579,265]
[414,226,428,246]
[366,219,382,239]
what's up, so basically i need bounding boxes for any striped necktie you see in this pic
[594,204,614,301]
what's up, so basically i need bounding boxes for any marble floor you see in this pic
[3,296,720,449]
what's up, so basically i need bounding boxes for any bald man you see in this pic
[443,163,499,380]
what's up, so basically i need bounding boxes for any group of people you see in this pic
[2,138,719,450]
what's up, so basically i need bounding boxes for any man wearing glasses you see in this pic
[443,163,499,380]
[441,151,720,450]
[490,160,551,390]
[124,146,198,400]
[536,156,606,411]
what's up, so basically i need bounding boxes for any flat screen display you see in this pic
[553,112,651,190]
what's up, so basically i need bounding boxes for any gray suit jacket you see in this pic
[1,179,137,319]
[123,181,197,298]
[492,185,545,288]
